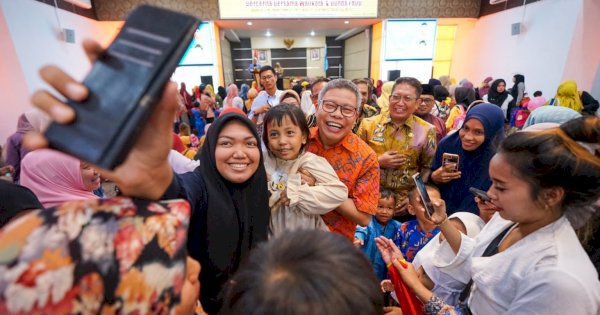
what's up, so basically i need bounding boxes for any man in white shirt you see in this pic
[248,66,282,122]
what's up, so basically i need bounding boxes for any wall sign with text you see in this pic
[219,0,378,19]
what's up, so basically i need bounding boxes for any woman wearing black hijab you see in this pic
[483,78,514,121]
[508,74,525,121]
[166,112,270,314]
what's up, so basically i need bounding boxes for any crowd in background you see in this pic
[1,41,600,315]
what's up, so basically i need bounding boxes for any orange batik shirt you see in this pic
[306,128,380,240]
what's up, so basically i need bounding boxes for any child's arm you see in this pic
[286,154,348,215]
[354,223,372,246]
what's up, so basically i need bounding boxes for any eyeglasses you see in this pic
[390,94,417,103]
[320,100,357,117]
[420,98,435,105]
[261,74,274,81]
[377,206,394,212]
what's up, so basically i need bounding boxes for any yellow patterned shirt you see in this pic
[357,113,437,199]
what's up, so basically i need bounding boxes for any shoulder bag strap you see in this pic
[458,223,516,305]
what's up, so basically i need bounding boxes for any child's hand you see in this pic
[375,236,404,266]
[380,279,394,293]
[298,167,316,186]
[353,238,364,247]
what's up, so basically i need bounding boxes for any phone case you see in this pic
[442,153,460,171]
[45,5,200,169]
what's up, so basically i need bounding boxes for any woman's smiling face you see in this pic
[214,121,260,183]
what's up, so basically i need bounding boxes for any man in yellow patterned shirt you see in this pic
[357,77,437,213]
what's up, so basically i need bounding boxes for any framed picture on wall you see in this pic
[258,50,268,62]
[310,48,320,61]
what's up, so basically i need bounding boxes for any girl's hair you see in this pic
[262,104,310,156]
[499,116,600,226]
[179,123,191,136]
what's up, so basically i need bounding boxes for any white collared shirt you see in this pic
[446,213,599,314]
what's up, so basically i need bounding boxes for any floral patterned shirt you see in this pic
[306,128,380,240]
[393,219,440,262]
[357,113,437,203]
[0,197,191,314]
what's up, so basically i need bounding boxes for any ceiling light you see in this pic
[310,31,315,36]
[247,21,253,26]
[344,20,350,24]
[266,30,272,37]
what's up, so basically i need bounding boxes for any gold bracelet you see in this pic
[435,216,449,226]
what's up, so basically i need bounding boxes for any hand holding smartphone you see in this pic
[469,187,491,202]
[412,173,435,218]
[44,5,200,169]
[442,153,460,172]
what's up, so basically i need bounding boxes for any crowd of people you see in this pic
[1,37,599,315]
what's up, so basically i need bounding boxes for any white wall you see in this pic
[0,0,120,141]
[344,31,369,79]
[0,4,31,143]
[562,0,600,99]
[449,0,586,97]
[306,48,326,78]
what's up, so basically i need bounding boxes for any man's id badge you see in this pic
[270,171,288,191]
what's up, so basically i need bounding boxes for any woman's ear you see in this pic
[302,134,307,145]
[542,187,565,209]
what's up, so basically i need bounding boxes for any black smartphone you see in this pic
[469,187,491,202]
[412,173,434,218]
[44,5,200,169]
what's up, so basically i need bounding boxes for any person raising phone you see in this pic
[26,39,269,314]
[378,116,600,315]
[430,103,504,215]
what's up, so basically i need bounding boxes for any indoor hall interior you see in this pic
[1,0,599,141]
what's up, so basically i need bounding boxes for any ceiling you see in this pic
[215,18,381,39]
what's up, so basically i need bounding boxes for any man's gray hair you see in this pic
[318,79,362,110]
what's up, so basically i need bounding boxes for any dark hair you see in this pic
[379,187,395,201]
[499,116,600,216]
[259,65,276,78]
[179,122,191,136]
[392,77,423,98]
[292,84,303,96]
[262,104,310,156]
[221,230,384,315]
[433,85,450,102]
[533,90,542,97]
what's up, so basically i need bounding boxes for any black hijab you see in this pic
[487,79,509,106]
[0,180,42,228]
[195,112,269,312]
[510,74,525,99]
[454,87,476,106]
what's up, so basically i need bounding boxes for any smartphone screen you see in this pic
[442,153,459,172]
[412,173,435,217]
